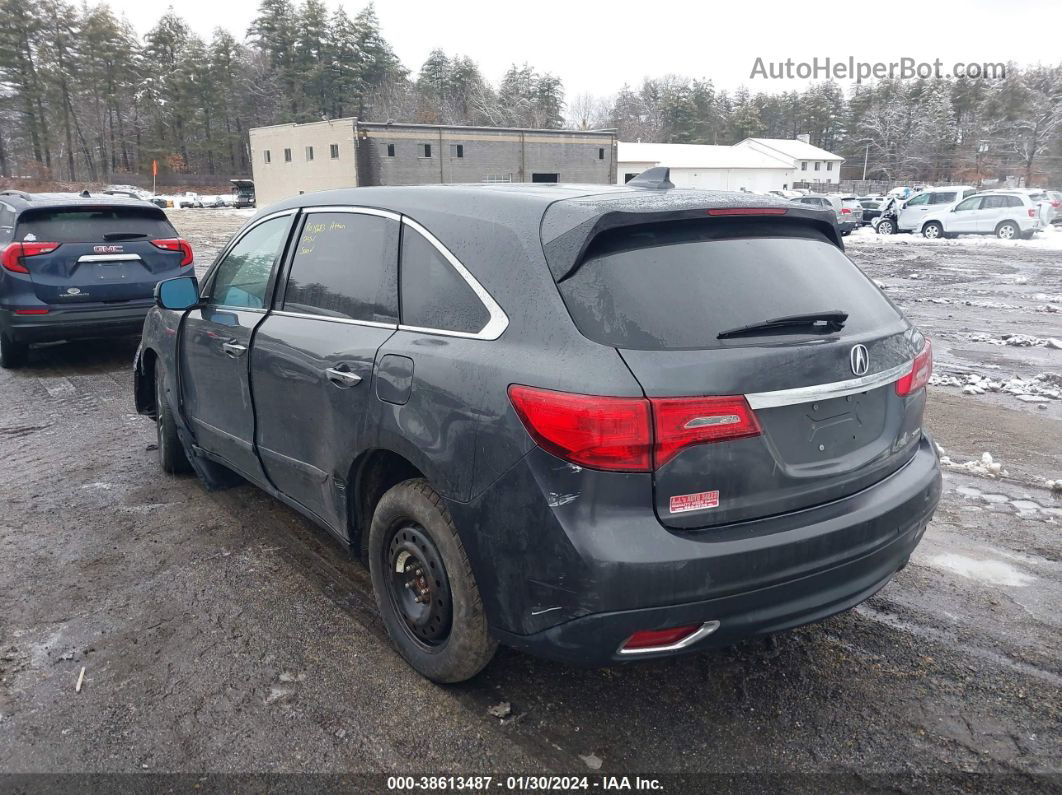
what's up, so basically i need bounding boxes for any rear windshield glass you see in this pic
[557,221,903,351]
[15,206,175,243]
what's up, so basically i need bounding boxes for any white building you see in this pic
[734,136,845,185]
[616,142,796,193]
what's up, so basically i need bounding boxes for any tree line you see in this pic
[1,0,1060,186]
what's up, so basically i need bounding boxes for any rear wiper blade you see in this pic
[103,232,147,240]
[717,310,848,339]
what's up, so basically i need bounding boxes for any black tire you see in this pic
[996,221,1020,240]
[369,478,496,683]
[155,366,191,474]
[877,218,895,235]
[0,332,28,369]
[922,221,944,240]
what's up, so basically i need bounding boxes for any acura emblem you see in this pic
[850,344,869,376]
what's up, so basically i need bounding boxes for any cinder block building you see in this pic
[249,119,617,206]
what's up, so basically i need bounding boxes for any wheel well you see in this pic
[135,348,159,417]
[351,450,425,559]
[995,219,1017,231]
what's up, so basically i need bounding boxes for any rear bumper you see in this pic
[1,303,150,343]
[462,435,941,666]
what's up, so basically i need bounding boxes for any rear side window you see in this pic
[15,206,175,242]
[557,222,903,351]
[283,212,397,323]
[400,224,489,334]
[0,204,14,242]
[929,192,956,204]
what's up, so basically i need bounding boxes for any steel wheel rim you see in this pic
[385,522,453,647]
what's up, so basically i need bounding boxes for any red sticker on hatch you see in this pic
[669,490,720,514]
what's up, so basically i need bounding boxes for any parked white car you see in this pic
[894,186,978,233]
[917,191,1046,240]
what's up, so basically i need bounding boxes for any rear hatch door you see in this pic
[555,217,927,529]
[14,205,184,304]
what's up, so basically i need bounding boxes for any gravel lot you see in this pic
[1,209,1060,787]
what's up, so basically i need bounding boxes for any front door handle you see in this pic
[325,366,363,388]
[221,341,247,358]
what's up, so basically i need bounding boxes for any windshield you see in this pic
[16,206,175,243]
[557,221,903,351]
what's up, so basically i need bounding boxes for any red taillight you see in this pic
[896,339,933,397]
[651,395,761,468]
[1028,208,1037,218]
[2,242,60,273]
[707,207,787,216]
[508,385,653,472]
[841,207,852,214]
[622,625,700,650]
[1051,200,1061,208]
[508,386,762,472]
[151,238,194,267]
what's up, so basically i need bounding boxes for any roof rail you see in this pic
[627,167,674,190]
[0,189,32,200]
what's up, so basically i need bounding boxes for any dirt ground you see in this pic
[1,209,1059,788]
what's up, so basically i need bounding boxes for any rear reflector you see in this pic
[508,386,762,473]
[14,308,49,315]
[622,625,701,650]
[896,339,933,396]
[2,242,60,273]
[151,238,194,267]
[707,207,787,216]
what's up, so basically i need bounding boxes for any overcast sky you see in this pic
[108,0,1062,98]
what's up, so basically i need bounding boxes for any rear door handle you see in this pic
[325,366,363,388]
[221,341,247,358]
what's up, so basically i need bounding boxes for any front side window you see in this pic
[400,224,488,334]
[905,194,930,207]
[283,212,397,323]
[209,215,291,309]
[954,197,983,212]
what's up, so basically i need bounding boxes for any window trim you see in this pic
[398,217,508,341]
[201,209,298,312]
[272,204,401,329]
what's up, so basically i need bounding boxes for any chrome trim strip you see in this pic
[77,253,142,263]
[617,620,721,656]
[271,308,397,330]
[399,217,509,341]
[745,360,912,409]
[299,205,402,221]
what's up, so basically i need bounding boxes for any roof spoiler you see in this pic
[627,167,674,190]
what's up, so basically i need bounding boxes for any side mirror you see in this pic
[156,276,200,310]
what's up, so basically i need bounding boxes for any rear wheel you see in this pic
[0,333,28,369]
[996,221,1019,240]
[922,221,943,239]
[369,479,496,683]
[155,366,191,474]
[877,218,895,235]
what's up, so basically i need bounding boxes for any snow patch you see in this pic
[926,553,1035,587]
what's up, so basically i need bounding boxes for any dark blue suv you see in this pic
[0,190,193,367]
[135,180,940,682]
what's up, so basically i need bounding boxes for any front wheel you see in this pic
[0,333,28,369]
[155,366,191,474]
[922,221,944,239]
[996,221,1020,240]
[877,218,895,235]
[369,479,496,683]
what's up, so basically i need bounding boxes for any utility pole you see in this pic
[862,143,869,181]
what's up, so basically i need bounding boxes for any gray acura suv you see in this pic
[134,175,941,682]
